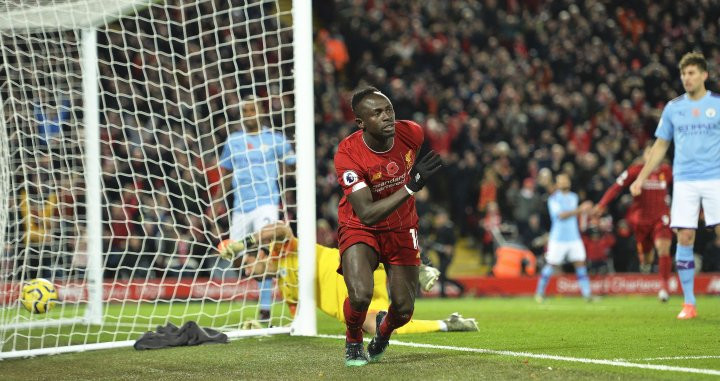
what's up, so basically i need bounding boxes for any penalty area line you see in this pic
[315,334,720,376]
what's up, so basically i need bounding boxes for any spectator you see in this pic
[481,201,502,263]
[702,235,720,272]
[582,219,616,275]
[508,177,543,234]
[19,174,59,279]
[33,97,70,145]
[431,210,465,297]
[520,213,548,258]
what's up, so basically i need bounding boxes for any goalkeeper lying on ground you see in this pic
[217,222,478,334]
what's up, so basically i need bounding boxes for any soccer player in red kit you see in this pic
[334,87,442,366]
[593,144,673,301]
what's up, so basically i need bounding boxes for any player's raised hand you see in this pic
[591,204,605,217]
[579,200,593,212]
[630,179,643,196]
[407,150,443,193]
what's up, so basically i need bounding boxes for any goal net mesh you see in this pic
[0,0,299,356]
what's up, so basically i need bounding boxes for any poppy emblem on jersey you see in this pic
[692,108,701,117]
[386,161,399,175]
[342,170,359,186]
[404,150,414,169]
[372,171,382,181]
[706,108,716,118]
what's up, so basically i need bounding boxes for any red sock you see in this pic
[378,305,413,339]
[658,255,671,291]
[343,298,367,343]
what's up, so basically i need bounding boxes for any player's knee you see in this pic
[677,229,695,245]
[392,299,415,317]
[348,288,373,310]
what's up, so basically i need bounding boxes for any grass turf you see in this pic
[1,296,719,380]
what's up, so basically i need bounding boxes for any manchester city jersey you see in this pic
[548,191,581,242]
[655,91,720,181]
[219,128,295,213]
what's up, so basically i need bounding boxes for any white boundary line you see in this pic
[316,334,720,376]
[635,356,720,361]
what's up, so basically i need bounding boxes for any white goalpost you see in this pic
[0,0,315,359]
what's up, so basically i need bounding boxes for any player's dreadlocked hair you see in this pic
[679,52,707,72]
[351,86,382,115]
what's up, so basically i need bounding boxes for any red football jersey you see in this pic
[598,163,672,225]
[334,120,424,231]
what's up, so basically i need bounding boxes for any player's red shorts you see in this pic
[633,218,673,254]
[337,225,420,274]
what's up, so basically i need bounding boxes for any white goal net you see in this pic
[0,0,315,359]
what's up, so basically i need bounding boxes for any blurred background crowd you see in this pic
[5,0,720,282]
[312,0,720,275]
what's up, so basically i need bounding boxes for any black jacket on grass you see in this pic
[134,321,228,350]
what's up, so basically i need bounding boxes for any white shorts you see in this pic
[670,180,720,229]
[545,240,586,266]
[229,204,280,240]
[213,204,280,279]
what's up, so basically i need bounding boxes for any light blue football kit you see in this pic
[654,90,720,306]
[655,91,720,181]
[219,128,296,214]
[536,190,591,299]
[548,191,582,242]
[218,127,295,310]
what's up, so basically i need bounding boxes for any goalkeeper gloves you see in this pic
[419,264,441,292]
[406,150,443,193]
[217,234,258,261]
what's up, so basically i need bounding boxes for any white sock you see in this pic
[438,321,448,332]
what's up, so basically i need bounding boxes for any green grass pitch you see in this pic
[1,296,719,380]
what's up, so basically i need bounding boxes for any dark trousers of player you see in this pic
[438,251,465,297]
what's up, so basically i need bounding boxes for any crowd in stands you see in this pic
[312,0,720,273]
[7,0,720,281]
[6,0,294,280]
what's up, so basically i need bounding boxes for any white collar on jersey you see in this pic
[362,134,395,154]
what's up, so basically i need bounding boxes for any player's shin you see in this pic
[378,304,413,340]
[675,245,696,305]
[258,278,274,323]
[343,298,368,343]
[658,255,672,292]
[575,266,592,299]
[535,264,554,298]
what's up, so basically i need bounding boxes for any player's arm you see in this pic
[342,150,443,226]
[212,167,233,201]
[594,166,639,215]
[241,250,278,277]
[217,222,292,261]
[278,135,296,183]
[347,186,413,226]
[210,143,236,215]
[551,198,592,220]
[630,139,670,196]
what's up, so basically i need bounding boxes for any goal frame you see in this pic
[0,0,316,359]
